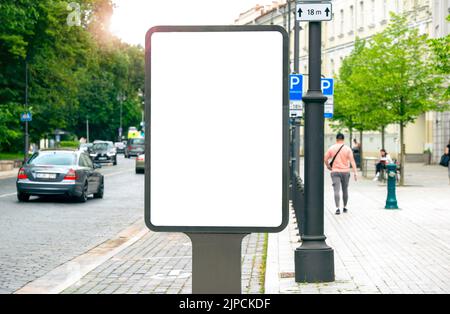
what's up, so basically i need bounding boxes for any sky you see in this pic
[110,0,276,46]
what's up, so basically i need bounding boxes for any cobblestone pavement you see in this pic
[62,232,266,294]
[0,156,143,294]
[267,162,450,294]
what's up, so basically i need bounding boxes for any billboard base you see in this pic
[187,233,248,294]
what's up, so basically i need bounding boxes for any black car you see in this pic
[16,149,104,202]
[89,141,117,165]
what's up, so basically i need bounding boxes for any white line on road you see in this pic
[0,192,17,198]
[103,170,133,177]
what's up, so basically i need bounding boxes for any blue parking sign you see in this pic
[321,78,334,96]
[20,112,32,122]
[289,74,303,101]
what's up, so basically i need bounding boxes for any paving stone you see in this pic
[63,231,266,294]
[266,162,450,294]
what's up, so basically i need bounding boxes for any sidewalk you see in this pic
[0,168,19,179]
[61,232,265,294]
[266,162,450,294]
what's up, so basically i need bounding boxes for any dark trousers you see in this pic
[375,162,386,174]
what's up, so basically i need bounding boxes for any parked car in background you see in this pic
[16,149,104,202]
[135,154,145,174]
[114,141,126,154]
[89,141,117,165]
[125,138,145,158]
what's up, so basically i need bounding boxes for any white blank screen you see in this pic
[150,30,284,228]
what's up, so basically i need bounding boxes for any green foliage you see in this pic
[428,15,450,98]
[333,14,446,133]
[0,103,23,152]
[58,141,79,148]
[0,0,144,151]
[369,14,447,125]
[0,152,24,160]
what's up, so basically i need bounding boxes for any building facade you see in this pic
[235,0,449,162]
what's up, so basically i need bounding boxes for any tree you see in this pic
[333,14,447,185]
[0,0,145,153]
[366,14,446,185]
[332,39,386,170]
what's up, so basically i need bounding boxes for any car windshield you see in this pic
[131,139,144,145]
[92,143,110,151]
[28,152,76,166]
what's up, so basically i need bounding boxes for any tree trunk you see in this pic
[349,128,353,147]
[399,122,405,186]
[381,126,385,149]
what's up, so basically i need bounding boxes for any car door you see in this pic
[84,153,101,192]
[80,154,96,194]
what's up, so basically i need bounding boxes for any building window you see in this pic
[349,5,354,33]
[330,13,335,38]
[359,1,364,29]
[303,23,308,51]
[340,9,344,35]
[330,59,335,76]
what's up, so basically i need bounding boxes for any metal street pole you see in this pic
[291,4,301,178]
[288,0,291,45]
[86,118,89,143]
[120,100,123,140]
[24,60,29,162]
[118,94,124,141]
[295,20,334,283]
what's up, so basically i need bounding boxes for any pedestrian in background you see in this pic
[352,139,361,169]
[446,139,450,185]
[324,133,358,215]
[373,149,393,181]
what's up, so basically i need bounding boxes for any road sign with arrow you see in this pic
[296,2,332,22]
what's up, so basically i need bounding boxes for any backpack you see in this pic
[440,154,450,167]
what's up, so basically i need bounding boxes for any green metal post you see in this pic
[385,163,399,210]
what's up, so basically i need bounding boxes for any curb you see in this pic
[264,232,280,294]
[0,168,19,180]
[14,219,148,294]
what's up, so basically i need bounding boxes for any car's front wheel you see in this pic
[17,192,30,202]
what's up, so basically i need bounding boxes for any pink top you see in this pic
[325,143,355,173]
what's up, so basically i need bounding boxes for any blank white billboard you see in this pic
[145,26,288,232]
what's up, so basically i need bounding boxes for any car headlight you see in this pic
[90,154,96,157]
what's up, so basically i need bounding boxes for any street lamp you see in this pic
[295,18,334,283]
[24,58,29,162]
[117,93,126,141]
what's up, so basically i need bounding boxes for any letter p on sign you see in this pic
[321,78,334,96]
[290,76,300,90]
